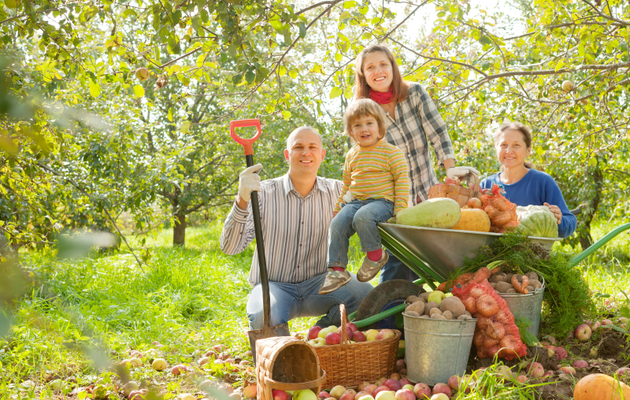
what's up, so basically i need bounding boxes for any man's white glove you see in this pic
[343,190,355,204]
[447,166,480,179]
[238,164,262,202]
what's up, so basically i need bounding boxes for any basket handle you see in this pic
[339,304,350,345]
[462,171,481,198]
[264,369,327,390]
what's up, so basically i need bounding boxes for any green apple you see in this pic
[427,290,446,305]
[294,389,318,400]
[561,80,574,92]
[123,381,139,396]
[318,326,337,339]
[135,67,150,81]
[152,358,167,371]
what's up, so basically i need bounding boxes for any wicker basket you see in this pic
[427,171,480,207]
[314,304,401,389]
[256,336,326,400]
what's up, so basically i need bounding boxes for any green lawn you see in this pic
[1,218,628,398]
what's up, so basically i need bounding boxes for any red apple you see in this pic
[413,383,431,400]
[363,385,376,395]
[347,323,358,337]
[432,383,451,397]
[555,346,568,360]
[399,378,410,387]
[383,379,401,391]
[559,366,576,375]
[357,382,371,392]
[395,359,406,372]
[542,370,554,379]
[394,389,415,400]
[574,324,592,341]
[325,332,341,346]
[354,392,368,400]
[339,389,357,400]
[591,321,601,331]
[616,367,630,377]
[445,177,460,186]
[516,375,528,383]
[389,373,401,381]
[318,391,330,400]
[527,362,544,378]
[171,364,188,375]
[353,331,366,342]
[601,319,613,326]
[573,360,589,369]
[545,345,556,358]
[274,390,289,400]
[243,385,258,399]
[338,326,353,341]
[375,377,387,387]
[467,197,482,209]
[447,375,460,390]
[373,386,390,397]
[308,326,323,340]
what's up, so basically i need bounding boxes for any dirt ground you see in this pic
[466,329,630,399]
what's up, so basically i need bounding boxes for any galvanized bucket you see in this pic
[498,278,545,338]
[403,314,477,385]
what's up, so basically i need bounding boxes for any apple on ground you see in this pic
[389,372,401,380]
[430,394,449,400]
[542,371,554,379]
[377,329,395,340]
[413,383,431,399]
[573,360,589,369]
[357,395,375,400]
[559,366,576,375]
[325,332,341,346]
[383,379,401,391]
[179,394,195,400]
[308,326,323,340]
[339,389,357,400]
[399,378,410,386]
[354,391,368,400]
[171,364,188,375]
[318,391,330,400]
[243,384,257,398]
[295,389,318,400]
[130,357,143,367]
[374,391,396,400]
[362,385,377,395]
[152,358,167,371]
[365,329,380,341]
[545,345,556,358]
[375,377,388,386]
[123,381,139,396]
[574,324,592,341]
[395,359,406,372]
[274,389,290,400]
[395,389,415,400]
[330,386,347,399]
[616,367,630,377]
[431,383,451,397]
[353,331,367,342]
[516,375,528,383]
[590,321,601,331]
[555,346,568,360]
[358,382,371,391]
[447,375,460,390]
[402,384,414,392]
[527,362,544,378]
[372,386,390,397]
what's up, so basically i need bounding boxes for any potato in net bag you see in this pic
[451,273,527,360]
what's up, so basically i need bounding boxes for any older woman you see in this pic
[353,44,478,282]
[480,122,577,238]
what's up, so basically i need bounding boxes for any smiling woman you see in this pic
[480,122,577,238]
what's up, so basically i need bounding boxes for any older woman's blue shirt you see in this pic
[480,169,577,238]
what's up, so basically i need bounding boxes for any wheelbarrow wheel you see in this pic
[356,279,425,330]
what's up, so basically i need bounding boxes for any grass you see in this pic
[0,218,628,398]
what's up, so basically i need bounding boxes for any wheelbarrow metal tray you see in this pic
[378,223,561,282]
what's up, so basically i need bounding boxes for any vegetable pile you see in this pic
[515,205,559,238]
[478,184,519,233]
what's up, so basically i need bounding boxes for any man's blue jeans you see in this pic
[246,271,373,328]
[327,198,394,268]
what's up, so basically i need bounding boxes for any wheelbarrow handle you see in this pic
[230,119,262,157]
[230,119,272,331]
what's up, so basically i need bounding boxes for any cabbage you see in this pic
[515,205,559,238]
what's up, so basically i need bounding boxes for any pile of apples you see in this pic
[306,324,396,347]
[313,373,461,400]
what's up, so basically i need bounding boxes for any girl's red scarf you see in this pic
[369,85,394,104]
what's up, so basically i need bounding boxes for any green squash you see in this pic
[515,205,559,238]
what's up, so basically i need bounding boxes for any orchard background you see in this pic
[0,0,629,398]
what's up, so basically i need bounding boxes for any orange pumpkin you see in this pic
[573,373,630,400]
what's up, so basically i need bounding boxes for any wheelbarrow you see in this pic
[349,221,630,329]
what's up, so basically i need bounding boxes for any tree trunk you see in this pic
[173,206,186,247]
[578,161,603,251]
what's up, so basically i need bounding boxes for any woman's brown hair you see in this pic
[494,121,534,169]
[354,44,408,102]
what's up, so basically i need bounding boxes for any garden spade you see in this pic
[230,119,290,364]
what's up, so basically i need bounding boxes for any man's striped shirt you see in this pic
[220,174,342,287]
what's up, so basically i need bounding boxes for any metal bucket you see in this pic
[498,278,545,338]
[403,314,477,385]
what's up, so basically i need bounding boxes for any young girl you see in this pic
[319,99,409,294]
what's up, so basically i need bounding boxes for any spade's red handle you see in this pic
[230,119,261,156]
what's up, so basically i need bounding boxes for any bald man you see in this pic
[221,127,373,329]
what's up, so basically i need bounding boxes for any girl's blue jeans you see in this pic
[327,198,394,268]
